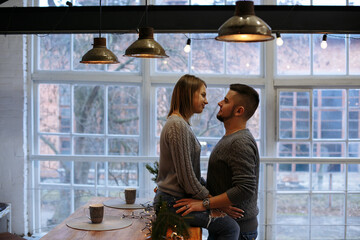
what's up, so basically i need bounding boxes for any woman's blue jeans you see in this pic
[154,190,240,240]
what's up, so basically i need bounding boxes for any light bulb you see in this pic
[321,34,327,49]
[276,33,283,46]
[184,39,191,53]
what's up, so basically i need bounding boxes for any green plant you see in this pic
[145,161,159,182]
[151,201,190,240]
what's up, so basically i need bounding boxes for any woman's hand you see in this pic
[173,198,204,216]
[220,206,244,219]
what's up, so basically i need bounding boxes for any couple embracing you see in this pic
[154,74,260,240]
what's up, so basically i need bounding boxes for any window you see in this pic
[30,25,360,240]
[275,89,360,239]
[31,31,263,233]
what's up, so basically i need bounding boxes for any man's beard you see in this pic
[216,106,236,122]
[216,113,224,122]
[217,111,232,122]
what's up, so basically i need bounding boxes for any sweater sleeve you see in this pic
[226,137,258,204]
[166,121,209,199]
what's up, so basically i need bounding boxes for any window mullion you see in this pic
[105,85,109,156]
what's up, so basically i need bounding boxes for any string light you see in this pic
[321,34,328,49]
[184,38,191,53]
[276,32,283,46]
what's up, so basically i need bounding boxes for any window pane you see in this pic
[347,226,360,240]
[191,0,223,5]
[199,139,219,157]
[313,0,346,5]
[108,34,140,72]
[191,33,224,74]
[39,0,68,6]
[97,162,106,185]
[155,0,188,5]
[108,162,139,186]
[41,189,71,231]
[73,0,99,6]
[313,143,345,157]
[39,84,71,133]
[40,160,71,184]
[279,91,310,139]
[155,34,188,73]
[156,87,172,137]
[275,225,310,240]
[276,194,309,224]
[226,42,260,75]
[347,194,360,225]
[74,85,104,134]
[348,164,360,191]
[350,0,360,5]
[312,164,345,190]
[311,226,345,240]
[106,0,140,5]
[277,143,310,157]
[276,34,310,75]
[276,164,310,190]
[108,85,140,135]
[39,135,71,155]
[73,34,105,71]
[313,34,346,75]
[311,194,345,225]
[74,137,105,155]
[74,161,95,185]
[39,35,71,70]
[191,87,226,138]
[348,143,360,157]
[349,35,360,74]
[349,89,360,139]
[313,89,346,139]
[74,189,94,210]
[247,91,261,139]
[108,138,139,155]
[277,0,310,5]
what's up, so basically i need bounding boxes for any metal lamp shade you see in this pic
[216,1,274,42]
[124,27,169,58]
[80,37,119,64]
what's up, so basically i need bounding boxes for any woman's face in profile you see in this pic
[192,84,208,114]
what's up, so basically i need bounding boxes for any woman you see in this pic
[154,74,240,240]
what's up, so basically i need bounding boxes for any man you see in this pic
[175,84,260,240]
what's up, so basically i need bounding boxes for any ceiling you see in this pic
[0,5,360,34]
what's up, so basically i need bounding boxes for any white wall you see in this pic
[0,1,28,236]
[0,33,28,235]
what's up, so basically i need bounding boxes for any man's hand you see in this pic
[173,198,205,216]
[220,206,244,219]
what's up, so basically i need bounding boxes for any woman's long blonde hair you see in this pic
[167,74,206,120]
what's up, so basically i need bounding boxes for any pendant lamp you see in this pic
[80,0,119,64]
[216,0,274,42]
[124,0,168,58]
[124,27,168,58]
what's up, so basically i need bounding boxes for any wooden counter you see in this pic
[41,197,152,240]
[41,197,201,240]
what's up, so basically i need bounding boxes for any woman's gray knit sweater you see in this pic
[156,115,209,200]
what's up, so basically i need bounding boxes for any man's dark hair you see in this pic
[230,84,259,120]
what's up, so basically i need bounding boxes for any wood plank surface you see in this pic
[41,197,152,240]
[42,197,202,240]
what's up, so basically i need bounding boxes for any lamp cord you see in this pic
[135,0,148,32]
[145,0,148,26]
[99,0,102,38]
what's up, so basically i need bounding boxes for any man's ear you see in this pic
[234,106,245,117]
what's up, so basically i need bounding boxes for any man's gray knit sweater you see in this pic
[156,115,209,200]
[206,129,260,232]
